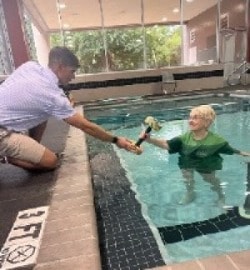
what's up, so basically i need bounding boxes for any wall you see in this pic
[70,64,224,103]
[247,0,250,62]
[186,0,248,64]
[32,24,50,66]
[186,5,217,64]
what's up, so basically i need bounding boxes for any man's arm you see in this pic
[64,112,139,151]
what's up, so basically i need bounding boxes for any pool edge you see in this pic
[34,105,102,270]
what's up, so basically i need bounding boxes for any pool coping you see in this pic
[33,106,102,270]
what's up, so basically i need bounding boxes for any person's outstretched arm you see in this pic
[140,132,169,150]
[64,112,138,152]
[238,151,250,157]
[221,143,250,157]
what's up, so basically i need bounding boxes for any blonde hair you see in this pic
[190,105,216,126]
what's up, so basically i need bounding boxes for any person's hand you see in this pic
[240,151,250,157]
[116,137,143,154]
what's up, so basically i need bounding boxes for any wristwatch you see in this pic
[112,136,118,144]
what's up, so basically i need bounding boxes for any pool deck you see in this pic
[0,107,101,270]
[1,95,250,270]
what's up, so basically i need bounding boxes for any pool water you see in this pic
[85,96,250,264]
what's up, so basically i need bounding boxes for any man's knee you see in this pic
[39,149,58,169]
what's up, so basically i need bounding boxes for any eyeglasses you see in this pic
[189,115,203,120]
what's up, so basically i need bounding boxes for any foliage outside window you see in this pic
[145,25,181,68]
[50,25,182,74]
[50,30,104,74]
[106,27,144,71]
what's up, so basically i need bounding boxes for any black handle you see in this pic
[135,126,152,146]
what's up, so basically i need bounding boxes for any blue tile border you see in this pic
[158,207,250,244]
[86,138,166,270]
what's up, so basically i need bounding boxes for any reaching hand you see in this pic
[240,151,250,157]
[115,137,143,154]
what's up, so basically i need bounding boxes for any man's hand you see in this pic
[116,137,143,155]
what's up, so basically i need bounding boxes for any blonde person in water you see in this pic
[140,105,250,206]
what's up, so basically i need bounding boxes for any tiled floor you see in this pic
[1,102,250,270]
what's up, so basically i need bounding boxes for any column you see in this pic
[1,0,29,68]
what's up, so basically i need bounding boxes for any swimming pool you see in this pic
[85,93,250,269]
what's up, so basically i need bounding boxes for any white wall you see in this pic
[32,24,50,66]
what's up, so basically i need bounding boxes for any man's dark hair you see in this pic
[48,46,80,67]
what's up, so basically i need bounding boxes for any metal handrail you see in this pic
[227,61,248,86]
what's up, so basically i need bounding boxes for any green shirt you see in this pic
[168,131,240,172]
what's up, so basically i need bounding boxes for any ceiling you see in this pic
[22,0,218,33]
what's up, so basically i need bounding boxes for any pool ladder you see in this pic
[227,61,249,86]
[161,72,176,94]
[239,162,250,218]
